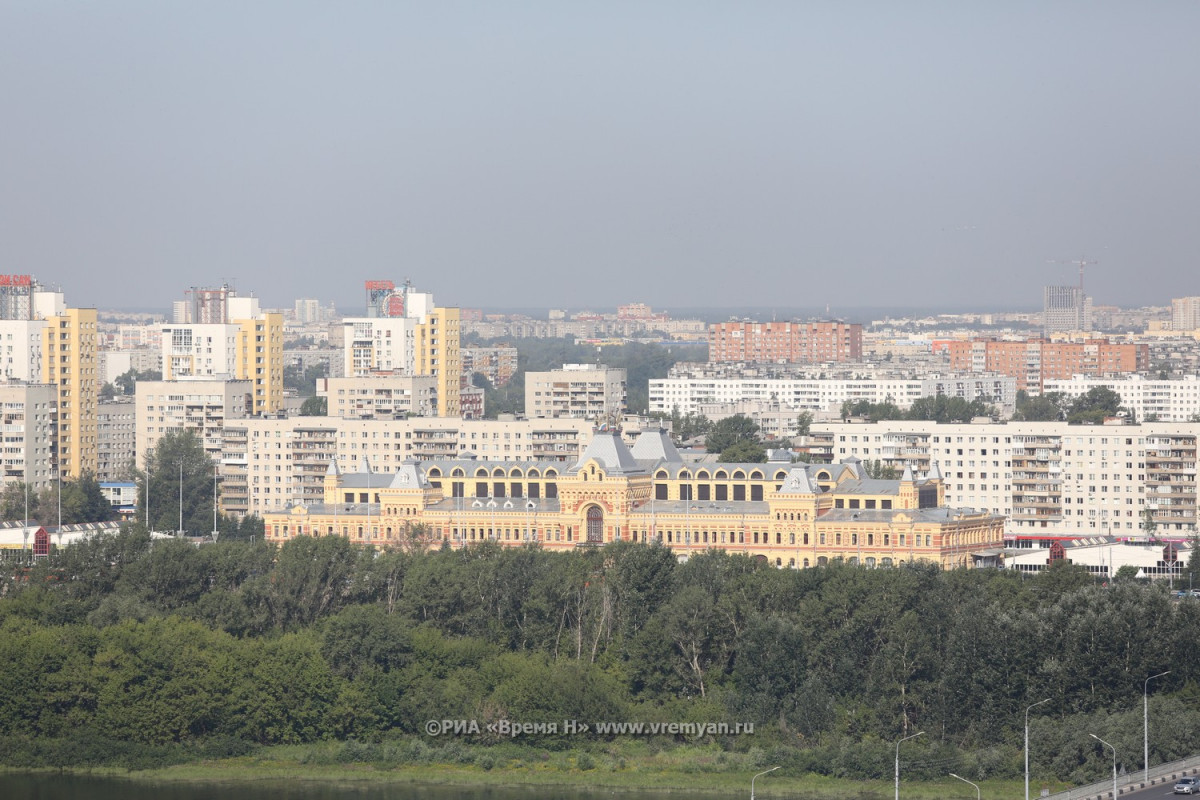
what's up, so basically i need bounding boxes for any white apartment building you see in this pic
[161,323,239,378]
[0,320,45,381]
[220,415,593,518]
[1172,297,1200,332]
[343,317,416,375]
[1043,375,1200,422]
[650,375,1016,418]
[317,375,438,419]
[525,364,627,421]
[812,419,1200,537]
[342,289,438,376]
[0,382,57,493]
[136,378,255,466]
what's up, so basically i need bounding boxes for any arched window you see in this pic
[586,506,604,544]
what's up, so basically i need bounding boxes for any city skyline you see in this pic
[3,3,1198,312]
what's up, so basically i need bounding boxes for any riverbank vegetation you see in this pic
[1,531,1198,789]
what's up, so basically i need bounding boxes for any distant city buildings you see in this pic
[461,345,518,388]
[708,321,863,364]
[942,337,1149,393]
[650,370,1016,420]
[1171,297,1200,332]
[1043,285,1092,335]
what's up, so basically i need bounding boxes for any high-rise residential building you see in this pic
[43,307,98,479]
[293,298,322,324]
[0,381,58,493]
[1043,285,1092,335]
[709,320,863,364]
[0,278,98,481]
[1171,297,1200,332]
[96,400,136,482]
[341,282,460,416]
[161,288,283,415]
[525,364,627,421]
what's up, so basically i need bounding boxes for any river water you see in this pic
[0,774,679,800]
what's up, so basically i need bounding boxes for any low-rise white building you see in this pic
[1006,537,1191,581]
[1042,374,1200,422]
[651,374,1016,418]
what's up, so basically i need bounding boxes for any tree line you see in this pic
[2,531,1199,782]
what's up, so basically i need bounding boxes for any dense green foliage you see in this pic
[705,415,765,462]
[136,430,225,536]
[1013,388,1133,424]
[285,361,329,397]
[2,532,1198,782]
[299,395,328,416]
[0,474,116,526]
[114,368,163,396]
[841,396,995,423]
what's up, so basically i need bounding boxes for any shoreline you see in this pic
[2,757,1045,800]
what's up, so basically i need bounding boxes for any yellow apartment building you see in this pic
[42,307,98,479]
[415,306,460,417]
[237,311,283,415]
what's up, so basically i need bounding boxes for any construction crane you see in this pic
[1046,257,1099,293]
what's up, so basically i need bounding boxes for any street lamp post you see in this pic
[1025,698,1050,800]
[1145,671,1170,787]
[895,731,924,800]
[751,766,779,800]
[1090,734,1117,800]
[950,773,981,800]
[178,459,184,536]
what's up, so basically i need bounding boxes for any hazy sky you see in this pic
[2,2,1198,315]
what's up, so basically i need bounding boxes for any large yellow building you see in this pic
[264,430,1005,569]
[42,307,98,479]
[236,311,284,415]
[416,306,460,417]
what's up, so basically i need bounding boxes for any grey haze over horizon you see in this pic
[3,2,1198,315]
